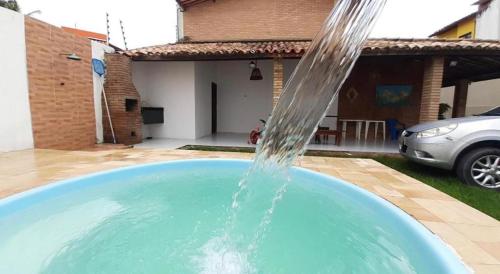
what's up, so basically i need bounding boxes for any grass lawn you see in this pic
[180,145,500,220]
[374,155,500,221]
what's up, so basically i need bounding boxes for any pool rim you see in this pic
[0,158,470,273]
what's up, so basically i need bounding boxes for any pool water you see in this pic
[0,160,468,274]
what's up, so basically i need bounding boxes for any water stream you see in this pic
[199,0,387,272]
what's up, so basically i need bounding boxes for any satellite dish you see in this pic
[92,58,106,77]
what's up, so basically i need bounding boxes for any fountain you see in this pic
[0,1,471,273]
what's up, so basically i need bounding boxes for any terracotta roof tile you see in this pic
[127,38,500,59]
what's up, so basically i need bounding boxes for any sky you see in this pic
[16,0,478,49]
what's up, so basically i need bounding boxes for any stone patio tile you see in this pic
[399,207,443,222]
[400,189,455,200]
[422,221,499,265]
[449,223,500,242]
[414,199,498,226]
[383,196,424,209]
[469,264,500,274]
[0,148,499,274]
[477,242,500,262]
[372,185,405,197]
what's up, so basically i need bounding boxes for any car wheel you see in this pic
[457,147,500,190]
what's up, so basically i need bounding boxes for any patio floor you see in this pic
[135,132,399,153]
[0,148,499,273]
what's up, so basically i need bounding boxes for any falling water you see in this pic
[199,0,387,272]
[255,0,387,169]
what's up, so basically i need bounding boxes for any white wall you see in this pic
[132,58,341,139]
[476,0,500,39]
[441,79,500,117]
[0,8,34,152]
[91,41,114,143]
[194,61,216,138]
[132,61,197,139]
[216,60,274,133]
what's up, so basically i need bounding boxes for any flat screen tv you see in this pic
[141,107,164,124]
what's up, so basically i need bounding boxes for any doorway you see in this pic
[211,82,217,134]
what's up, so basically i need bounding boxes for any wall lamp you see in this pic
[249,61,263,81]
[60,53,82,61]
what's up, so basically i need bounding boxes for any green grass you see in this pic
[179,145,500,220]
[374,155,500,221]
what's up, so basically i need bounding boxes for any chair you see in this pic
[314,126,341,146]
[386,119,406,141]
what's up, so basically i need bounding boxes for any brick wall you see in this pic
[272,58,284,107]
[419,57,444,122]
[102,54,142,145]
[339,56,425,128]
[182,0,336,41]
[25,17,96,150]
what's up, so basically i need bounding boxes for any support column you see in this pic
[419,56,444,123]
[272,57,283,108]
[452,79,470,118]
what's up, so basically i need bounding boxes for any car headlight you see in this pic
[416,123,458,138]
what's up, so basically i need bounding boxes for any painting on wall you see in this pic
[376,85,412,107]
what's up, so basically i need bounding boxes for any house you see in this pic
[432,0,500,117]
[109,0,500,151]
[2,2,500,153]
[430,12,477,39]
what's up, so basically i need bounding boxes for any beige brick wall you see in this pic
[25,17,96,150]
[102,54,142,145]
[273,58,284,107]
[182,0,336,41]
[419,57,444,123]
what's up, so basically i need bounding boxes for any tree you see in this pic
[0,0,20,12]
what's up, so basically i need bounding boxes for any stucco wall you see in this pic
[216,60,274,133]
[131,59,339,138]
[441,79,500,117]
[194,62,217,138]
[132,61,197,139]
[0,8,34,152]
[91,41,114,143]
[476,0,500,39]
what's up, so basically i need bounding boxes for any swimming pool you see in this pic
[0,159,469,273]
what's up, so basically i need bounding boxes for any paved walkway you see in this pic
[0,148,499,274]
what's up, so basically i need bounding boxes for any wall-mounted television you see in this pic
[141,107,164,124]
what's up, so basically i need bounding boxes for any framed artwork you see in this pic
[376,85,412,107]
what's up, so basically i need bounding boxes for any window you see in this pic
[459,32,472,39]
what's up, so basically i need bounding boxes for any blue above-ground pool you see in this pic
[0,159,469,274]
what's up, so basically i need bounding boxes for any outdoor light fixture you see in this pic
[249,61,263,80]
[60,53,82,61]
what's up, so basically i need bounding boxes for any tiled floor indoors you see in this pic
[0,148,498,273]
[135,132,399,153]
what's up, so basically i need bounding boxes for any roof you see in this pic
[127,38,500,60]
[430,12,477,37]
[62,27,107,42]
[176,0,211,9]
[474,0,493,12]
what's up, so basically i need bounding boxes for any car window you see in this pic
[479,106,500,116]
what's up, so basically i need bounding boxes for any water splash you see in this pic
[199,1,387,272]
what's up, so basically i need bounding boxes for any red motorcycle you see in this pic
[248,119,266,145]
